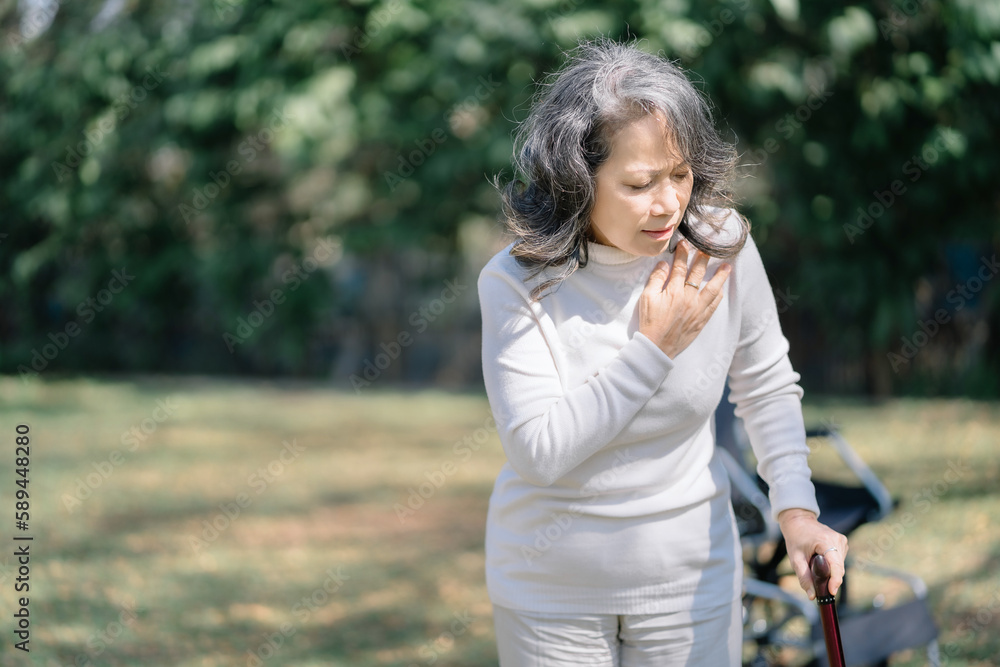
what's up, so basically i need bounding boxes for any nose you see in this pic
[649,182,681,218]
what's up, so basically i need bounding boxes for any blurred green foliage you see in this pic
[1,0,998,394]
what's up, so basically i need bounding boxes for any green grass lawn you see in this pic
[0,377,997,666]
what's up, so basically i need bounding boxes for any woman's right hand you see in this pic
[639,239,732,359]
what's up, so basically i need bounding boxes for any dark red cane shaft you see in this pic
[810,553,846,667]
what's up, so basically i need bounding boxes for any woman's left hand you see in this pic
[777,508,849,601]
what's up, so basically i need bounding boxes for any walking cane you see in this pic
[810,553,846,667]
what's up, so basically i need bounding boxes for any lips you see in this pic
[641,226,674,240]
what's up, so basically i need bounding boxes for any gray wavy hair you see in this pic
[499,38,749,302]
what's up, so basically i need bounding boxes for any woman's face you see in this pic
[588,112,694,256]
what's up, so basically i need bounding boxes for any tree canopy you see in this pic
[2,0,997,395]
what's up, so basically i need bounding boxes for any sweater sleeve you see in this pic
[725,235,821,521]
[478,262,676,487]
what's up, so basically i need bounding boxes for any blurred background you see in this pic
[0,0,998,665]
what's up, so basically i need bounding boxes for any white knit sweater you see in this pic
[477,208,820,614]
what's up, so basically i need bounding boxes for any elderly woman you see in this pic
[477,39,849,665]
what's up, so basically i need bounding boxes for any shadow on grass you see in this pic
[922,544,1000,663]
[25,483,496,666]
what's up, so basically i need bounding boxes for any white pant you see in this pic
[492,600,742,666]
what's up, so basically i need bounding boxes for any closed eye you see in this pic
[626,182,652,191]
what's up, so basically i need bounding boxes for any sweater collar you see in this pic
[586,240,644,265]
[586,231,687,266]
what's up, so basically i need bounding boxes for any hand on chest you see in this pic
[548,273,737,436]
